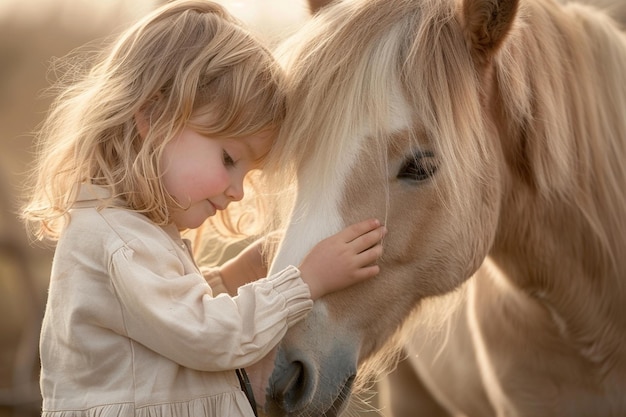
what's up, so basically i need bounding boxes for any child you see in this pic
[21,1,386,417]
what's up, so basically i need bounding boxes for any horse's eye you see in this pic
[397,151,437,182]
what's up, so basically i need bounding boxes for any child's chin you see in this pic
[173,213,211,231]
[188,217,211,230]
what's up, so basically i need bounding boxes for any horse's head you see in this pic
[257,0,519,415]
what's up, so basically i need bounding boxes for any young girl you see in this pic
[21,1,386,417]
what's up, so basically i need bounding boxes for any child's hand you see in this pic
[220,236,269,295]
[298,219,386,300]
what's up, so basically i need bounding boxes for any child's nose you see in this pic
[226,179,244,202]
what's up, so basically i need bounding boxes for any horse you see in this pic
[247,0,626,415]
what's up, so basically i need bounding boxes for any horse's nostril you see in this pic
[273,361,301,400]
[269,358,316,414]
[277,361,307,411]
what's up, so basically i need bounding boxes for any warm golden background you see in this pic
[0,1,308,416]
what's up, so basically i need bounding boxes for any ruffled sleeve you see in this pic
[108,238,313,373]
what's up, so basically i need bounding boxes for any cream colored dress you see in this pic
[40,184,313,417]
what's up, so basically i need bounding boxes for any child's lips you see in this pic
[208,200,225,211]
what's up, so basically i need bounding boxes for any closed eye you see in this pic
[397,150,437,182]
[222,150,235,167]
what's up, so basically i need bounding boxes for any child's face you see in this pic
[160,127,273,230]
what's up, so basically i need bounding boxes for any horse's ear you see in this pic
[308,0,336,14]
[462,0,519,64]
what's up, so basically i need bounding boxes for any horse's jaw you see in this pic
[263,301,359,417]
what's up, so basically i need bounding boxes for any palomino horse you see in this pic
[251,0,626,415]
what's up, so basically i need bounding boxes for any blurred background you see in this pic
[0,1,309,415]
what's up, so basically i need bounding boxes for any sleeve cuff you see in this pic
[264,265,313,327]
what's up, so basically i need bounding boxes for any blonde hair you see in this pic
[22,0,285,241]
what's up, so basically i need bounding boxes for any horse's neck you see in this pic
[492,187,622,285]
[488,188,626,375]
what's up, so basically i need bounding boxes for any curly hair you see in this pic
[22,0,285,241]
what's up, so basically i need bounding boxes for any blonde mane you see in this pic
[495,0,626,271]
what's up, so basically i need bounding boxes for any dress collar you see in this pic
[74,183,185,243]
[75,183,112,202]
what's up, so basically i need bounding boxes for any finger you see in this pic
[340,219,381,242]
[352,264,381,281]
[350,226,387,252]
[355,243,383,265]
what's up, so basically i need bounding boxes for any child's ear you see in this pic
[134,94,162,138]
[134,110,149,139]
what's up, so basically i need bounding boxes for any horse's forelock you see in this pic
[273,0,491,222]
[269,0,413,222]
[403,2,494,215]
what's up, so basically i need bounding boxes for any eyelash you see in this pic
[222,150,235,167]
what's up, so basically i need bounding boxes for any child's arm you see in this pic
[108,219,384,370]
[219,236,268,295]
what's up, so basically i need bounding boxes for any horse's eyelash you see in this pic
[413,150,435,159]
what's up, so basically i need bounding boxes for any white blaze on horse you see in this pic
[250,0,626,415]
